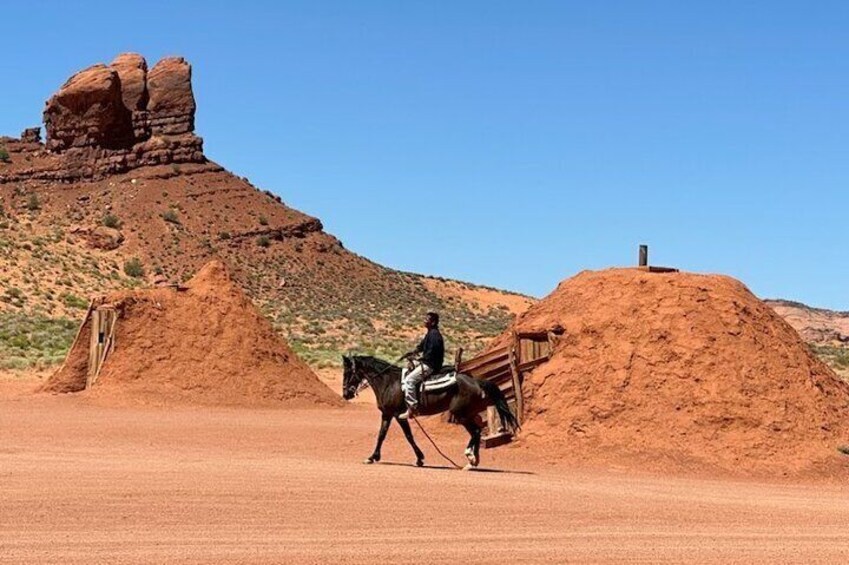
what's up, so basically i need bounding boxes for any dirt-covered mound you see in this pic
[503,268,849,478]
[46,261,340,407]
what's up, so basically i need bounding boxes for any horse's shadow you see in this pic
[375,461,536,475]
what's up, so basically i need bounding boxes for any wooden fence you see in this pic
[457,328,561,447]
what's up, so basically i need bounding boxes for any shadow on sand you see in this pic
[375,461,536,475]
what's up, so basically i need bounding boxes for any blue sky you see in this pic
[2,2,848,307]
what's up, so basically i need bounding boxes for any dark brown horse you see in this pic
[342,355,518,469]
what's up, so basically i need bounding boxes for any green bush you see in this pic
[102,214,122,229]
[26,193,40,211]
[256,236,270,248]
[219,231,231,240]
[0,146,9,163]
[60,293,89,310]
[4,287,23,299]
[123,257,145,278]
[259,216,269,226]
[0,312,78,370]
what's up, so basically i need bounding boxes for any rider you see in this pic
[398,312,444,420]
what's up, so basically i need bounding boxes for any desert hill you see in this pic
[45,260,339,406]
[496,268,849,478]
[0,53,532,371]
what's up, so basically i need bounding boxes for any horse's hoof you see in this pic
[464,448,479,467]
[363,457,376,464]
[415,459,424,467]
[462,464,474,471]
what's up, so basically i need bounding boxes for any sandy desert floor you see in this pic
[2,376,849,564]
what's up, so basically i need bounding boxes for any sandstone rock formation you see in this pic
[44,64,134,151]
[0,53,207,183]
[148,57,195,136]
[20,127,41,144]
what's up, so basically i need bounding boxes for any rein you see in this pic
[351,354,466,470]
[411,416,464,470]
[353,355,406,396]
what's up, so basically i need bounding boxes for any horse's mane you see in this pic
[353,355,399,374]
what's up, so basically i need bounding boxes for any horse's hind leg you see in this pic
[461,421,481,468]
[366,414,392,464]
[396,417,425,467]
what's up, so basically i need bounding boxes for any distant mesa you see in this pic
[1,53,209,183]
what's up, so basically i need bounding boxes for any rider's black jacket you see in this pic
[416,327,444,372]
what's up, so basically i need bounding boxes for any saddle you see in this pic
[420,366,458,393]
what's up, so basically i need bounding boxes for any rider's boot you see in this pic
[398,402,417,420]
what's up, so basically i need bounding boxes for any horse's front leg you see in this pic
[396,417,425,467]
[365,414,392,464]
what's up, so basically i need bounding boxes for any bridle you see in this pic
[346,355,406,398]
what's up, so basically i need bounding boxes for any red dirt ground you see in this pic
[1,379,848,564]
[494,268,849,479]
[44,261,339,407]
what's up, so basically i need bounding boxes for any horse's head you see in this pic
[341,355,365,400]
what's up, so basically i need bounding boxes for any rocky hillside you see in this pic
[0,53,533,371]
[765,299,849,379]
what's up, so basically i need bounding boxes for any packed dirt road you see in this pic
[2,381,848,564]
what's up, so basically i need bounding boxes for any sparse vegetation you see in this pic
[123,257,145,278]
[102,214,122,229]
[0,145,9,163]
[0,312,78,370]
[218,231,231,240]
[259,216,269,226]
[839,445,849,456]
[60,293,89,310]
[256,236,270,248]
[811,345,849,379]
[26,193,40,211]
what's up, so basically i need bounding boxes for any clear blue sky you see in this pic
[2,1,847,308]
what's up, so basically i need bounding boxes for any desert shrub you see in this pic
[162,209,180,224]
[0,312,78,370]
[60,293,89,310]
[259,216,269,226]
[102,214,122,229]
[0,146,9,163]
[26,193,40,211]
[4,287,23,299]
[218,231,231,240]
[123,257,145,278]
[256,236,270,248]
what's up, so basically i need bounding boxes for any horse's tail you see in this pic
[479,379,520,433]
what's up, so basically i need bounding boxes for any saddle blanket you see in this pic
[422,371,457,392]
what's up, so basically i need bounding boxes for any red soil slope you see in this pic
[502,268,849,478]
[45,261,340,407]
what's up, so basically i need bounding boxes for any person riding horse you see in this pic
[398,312,444,420]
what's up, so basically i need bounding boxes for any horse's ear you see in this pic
[342,355,351,368]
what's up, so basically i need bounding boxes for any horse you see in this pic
[341,355,519,470]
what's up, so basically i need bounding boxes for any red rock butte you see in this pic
[1,53,210,183]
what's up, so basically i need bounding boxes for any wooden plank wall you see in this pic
[85,307,117,389]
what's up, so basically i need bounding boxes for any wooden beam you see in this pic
[509,336,524,424]
[639,244,648,267]
[453,347,463,369]
[636,265,679,273]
